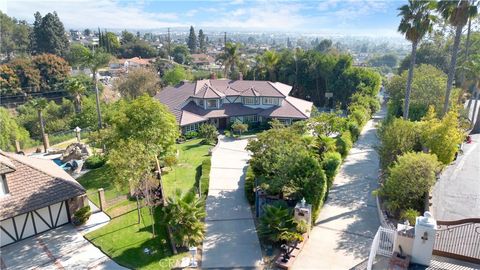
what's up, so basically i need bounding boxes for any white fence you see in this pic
[367,226,396,270]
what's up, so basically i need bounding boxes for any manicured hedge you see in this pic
[336,131,353,158]
[200,159,211,196]
[322,151,342,189]
[245,166,255,205]
[73,205,91,225]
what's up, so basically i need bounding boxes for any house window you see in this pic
[207,99,218,109]
[263,97,278,105]
[277,118,292,125]
[244,115,259,123]
[0,174,9,196]
[243,97,259,105]
[196,99,205,107]
[184,123,201,133]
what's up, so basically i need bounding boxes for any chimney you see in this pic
[238,72,243,80]
[210,72,217,80]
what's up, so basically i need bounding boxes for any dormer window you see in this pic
[206,99,219,109]
[243,97,260,105]
[263,97,279,105]
[0,174,9,196]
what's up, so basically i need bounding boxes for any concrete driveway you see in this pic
[432,134,480,221]
[293,107,386,270]
[201,136,263,269]
[0,213,125,270]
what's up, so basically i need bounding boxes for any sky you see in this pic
[2,0,407,37]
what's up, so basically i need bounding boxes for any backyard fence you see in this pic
[367,226,396,270]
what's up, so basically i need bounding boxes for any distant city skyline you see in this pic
[3,0,407,37]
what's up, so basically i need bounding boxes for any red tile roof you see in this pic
[0,151,85,220]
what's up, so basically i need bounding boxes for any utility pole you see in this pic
[167,28,171,61]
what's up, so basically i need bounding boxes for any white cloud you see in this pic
[4,0,185,29]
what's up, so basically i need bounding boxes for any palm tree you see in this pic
[259,50,279,81]
[397,0,436,119]
[464,54,480,132]
[30,98,49,152]
[65,78,86,113]
[216,42,240,79]
[437,0,478,116]
[163,189,205,247]
[82,49,111,129]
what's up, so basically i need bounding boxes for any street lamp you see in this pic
[74,126,82,143]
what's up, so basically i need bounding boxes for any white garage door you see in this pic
[0,201,69,247]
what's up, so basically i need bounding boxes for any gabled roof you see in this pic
[182,101,263,119]
[259,96,312,119]
[240,87,261,97]
[0,151,85,220]
[180,110,207,126]
[193,80,226,98]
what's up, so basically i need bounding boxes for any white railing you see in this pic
[367,226,396,270]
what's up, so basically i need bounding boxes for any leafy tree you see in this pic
[378,118,420,169]
[114,67,160,99]
[231,120,248,135]
[187,26,197,53]
[464,53,480,132]
[65,77,86,113]
[163,189,206,247]
[171,45,191,65]
[397,0,436,119]
[310,112,346,137]
[387,64,454,120]
[368,54,398,68]
[420,107,465,164]
[6,58,39,94]
[162,66,191,86]
[31,54,70,92]
[437,0,478,115]
[66,43,90,69]
[0,65,20,94]
[258,205,295,243]
[378,152,441,214]
[217,42,240,78]
[198,123,218,145]
[315,39,333,53]
[0,107,31,151]
[30,12,69,57]
[0,12,31,60]
[120,30,135,44]
[119,40,157,58]
[398,42,449,74]
[198,29,206,53]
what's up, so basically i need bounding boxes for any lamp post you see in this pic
[74,126,82,143]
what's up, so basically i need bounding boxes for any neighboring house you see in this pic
[155,79,313,133]
[0,151,86,247]
[191,53,215,69]
[109,57,155,76]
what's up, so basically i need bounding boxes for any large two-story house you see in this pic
[155,79,313,133]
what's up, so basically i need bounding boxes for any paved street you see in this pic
[201,136,263,269]
[432,134,480,221]
[293,107,386,270]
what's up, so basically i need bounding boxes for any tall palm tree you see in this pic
[65,78,86,113]
[259,50,279,81]
[464,54,480,132]
[216,42,240,79]
[437,0,478,116]
[398,0,436,119]
[30,98,49,152]
[82,49,111,129]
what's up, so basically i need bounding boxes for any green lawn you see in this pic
[162,139,212,197]
[85,207,187,270]
[77,165,127,206]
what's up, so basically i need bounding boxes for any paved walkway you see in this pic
[293,107,386,270]
[202,136,263,269]
[432,134,480,221]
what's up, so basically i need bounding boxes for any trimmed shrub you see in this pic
[198,123,218,145]
[185,131,198,140]
[348,105,370,127]
[336,131,353,158]
[378,152,442,215]
[73,205,91,225]
[232,120,248,135]
[245,166,255,205]
[84,155,106,169]
[200,159,211,196]
[322,151,342,188]
[347,120,360,142]
[258,205,295,243]
[400,208,420,226]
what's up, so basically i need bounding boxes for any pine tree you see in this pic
[187,26,197,53]
[198,29,206,53]
[29,12,69,57]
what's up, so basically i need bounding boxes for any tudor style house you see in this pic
[156,79,313,133]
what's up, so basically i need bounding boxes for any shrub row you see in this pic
[200,159,211,196]
[245,166,255,205]
[84,155,106,169]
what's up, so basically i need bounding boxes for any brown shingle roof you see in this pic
[0,151,85,220]
[259,96,312,119]
[182,101,263,119]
